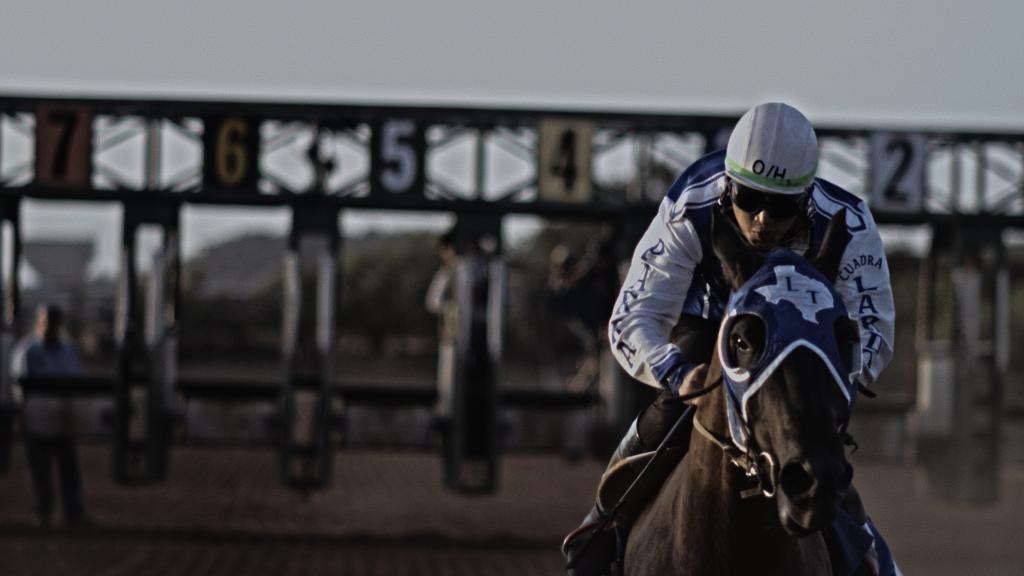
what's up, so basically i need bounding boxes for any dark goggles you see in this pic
[729,180,806,219]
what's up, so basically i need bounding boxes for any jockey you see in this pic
[563,102,898,575]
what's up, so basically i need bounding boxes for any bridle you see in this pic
[693,402,778,499]
[689,340,861,502]
[676,370,779,500]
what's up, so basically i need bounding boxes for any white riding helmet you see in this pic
[725,102,818,195]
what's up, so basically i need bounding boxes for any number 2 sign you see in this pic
[869,132,926,213]
[34,105,93,187]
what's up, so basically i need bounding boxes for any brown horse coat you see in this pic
[624,363,834,575]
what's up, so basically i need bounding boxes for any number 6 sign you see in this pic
[869,132,926,213]
[34,105,93,187]
[203,116,261,190]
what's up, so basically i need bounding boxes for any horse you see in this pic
[624,208,871,575]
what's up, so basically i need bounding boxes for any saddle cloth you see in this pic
[828,508,903,576]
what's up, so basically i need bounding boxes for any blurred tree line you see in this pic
[172,225,1024,401]
[178,232,441,362]
[177,224,614,364]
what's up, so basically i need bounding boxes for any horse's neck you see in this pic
[679,391,796,573]
[627,388,831,575]
[682,392,743,561]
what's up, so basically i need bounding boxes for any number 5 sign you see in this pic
[869,132,926,212]
[34,105,93,187]
[371,118,425,196]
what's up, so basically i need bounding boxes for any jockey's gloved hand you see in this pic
[650,344,697,395]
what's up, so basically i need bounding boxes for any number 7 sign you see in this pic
[34,105,93,187]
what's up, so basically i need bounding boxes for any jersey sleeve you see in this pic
[832,208,895,388]
[608,198,704,389]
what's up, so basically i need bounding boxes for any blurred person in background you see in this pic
[426,229,459,420]
[11,304,91,529]
[547,233,619,392]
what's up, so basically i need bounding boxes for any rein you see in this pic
[601,377,725,519]
[566,377,724,569]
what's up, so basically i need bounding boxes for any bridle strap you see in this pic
[693,416,736,454]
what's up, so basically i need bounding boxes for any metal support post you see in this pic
[442,213,503,493]
[279,203,339,490]
[113,201,179,484]
[0,198,20,473]
[917,225,1004,504]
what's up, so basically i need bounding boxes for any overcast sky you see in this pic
[2,0,1022,130]
[1,0,1022,276]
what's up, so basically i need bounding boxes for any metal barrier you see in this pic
[441,254,500,493]
[0,198,18,474]
[278,205,339,490]
[0,198,614,493]
[913,224,1007,504]
[437,215,505,494]
[113,202,179,484]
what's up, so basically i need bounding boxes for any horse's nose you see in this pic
[779,458,852,503]
[779,459,817,503]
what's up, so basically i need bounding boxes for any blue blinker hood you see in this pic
[717,250,861,450]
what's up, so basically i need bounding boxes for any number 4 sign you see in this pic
[538,119,593,203]
[869,132,926,213]
[34,105,93,187]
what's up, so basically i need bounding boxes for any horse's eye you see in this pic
[732,335,750,353]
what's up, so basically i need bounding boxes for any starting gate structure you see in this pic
[0,94,1021,499]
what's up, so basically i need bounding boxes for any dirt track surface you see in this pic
[0,445,1022,575]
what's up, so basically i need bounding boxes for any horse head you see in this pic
[708,206,860,536]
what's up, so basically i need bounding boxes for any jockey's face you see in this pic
[729,180,807,250]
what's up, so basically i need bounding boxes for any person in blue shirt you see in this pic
[11,305,90,528]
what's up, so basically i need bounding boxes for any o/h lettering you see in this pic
[752,159,788,181]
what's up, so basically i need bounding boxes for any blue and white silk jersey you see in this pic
[609,149,895,392]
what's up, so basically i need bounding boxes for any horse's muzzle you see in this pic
[777,456,852,534]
